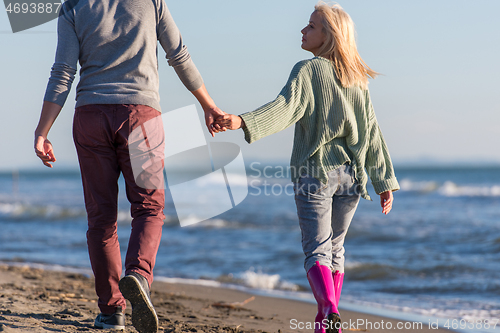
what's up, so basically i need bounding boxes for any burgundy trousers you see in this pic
[73,104,165,314]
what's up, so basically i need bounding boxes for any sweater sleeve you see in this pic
[157,0,203,92]
[240,63,312,144]
[365,100,400,194]
[43,3,79,107]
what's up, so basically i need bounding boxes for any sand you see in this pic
[0,264,454,333]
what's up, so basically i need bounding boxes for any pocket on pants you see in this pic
[346,164,356,184]
[340,164,361,197]
[294,174,328,196]
[73,107,106,148]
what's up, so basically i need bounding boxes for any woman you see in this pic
[217,3,399,333]
[34,0,224,332]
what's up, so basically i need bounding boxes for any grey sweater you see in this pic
[44,0,204,112]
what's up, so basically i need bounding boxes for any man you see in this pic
[34,0,223,332]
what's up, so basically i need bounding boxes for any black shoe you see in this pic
[119,272,158,333]
[94,307,125,330]
[326,312,341,333]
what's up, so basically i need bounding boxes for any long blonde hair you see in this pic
[314,2,378,89]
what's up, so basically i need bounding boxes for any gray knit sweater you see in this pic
[240,57,399,200]
[43,0,203,112]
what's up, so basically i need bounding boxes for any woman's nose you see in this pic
[301,27,306,34]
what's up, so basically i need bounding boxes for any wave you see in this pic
[0,260,92,277]
[197,218,235,228]
[345,261,496,285]
[0,201,240,228]
[193,172,249,187]
[0,202,136,223]
[399,179,500,197]
[399,179,440,193]
[438,181,500,197]
[162,214,245,229]
[239,269,301,291]
[0,202,86,221]
[345,262,411,281]
[215,268,302,292]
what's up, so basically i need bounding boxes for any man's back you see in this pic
[45,0,202,111]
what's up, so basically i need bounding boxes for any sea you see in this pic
[1,165,499,331]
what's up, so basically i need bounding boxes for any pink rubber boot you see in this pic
[307,261,341,333]
[333,271,344,333]
[314,310,326,333]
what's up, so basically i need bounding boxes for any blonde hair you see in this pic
[314,2,378,89]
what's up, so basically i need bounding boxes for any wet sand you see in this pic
[0,264,454,332]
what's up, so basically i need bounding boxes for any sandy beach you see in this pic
[0,264,456,333]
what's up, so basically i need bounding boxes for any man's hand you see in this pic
[34,101,63,168]
[203,106,227,137]
[216,114,244,131]
[34,135,56,168]
[380,190,393,215]
[190,84,228,137]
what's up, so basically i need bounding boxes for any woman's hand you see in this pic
[216,114,244,130]
[34,135,56,168]
[380,190,393,215]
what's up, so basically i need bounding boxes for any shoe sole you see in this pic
[119,275,158,333]
[326,312,341,333]
[94,322,125,330]
[94,315,125,330]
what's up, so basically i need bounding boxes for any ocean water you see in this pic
[0,165,499,325]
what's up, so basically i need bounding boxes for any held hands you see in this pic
[34,135,56,168]
[214,114,244,131]
[380,190,393,215]
[203,106,227,137]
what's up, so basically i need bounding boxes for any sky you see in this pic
[0,0,499,171]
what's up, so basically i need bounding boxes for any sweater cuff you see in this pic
[43,63,77,107]
[240,112,260,144]
[372,177,400,195]
[43,91,69,107]
[172,58,204,92]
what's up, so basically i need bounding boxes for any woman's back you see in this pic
[292,56,371,154]
[239,56,386,199]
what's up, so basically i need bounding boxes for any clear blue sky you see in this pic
[1,0,499,171]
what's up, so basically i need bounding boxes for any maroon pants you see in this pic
[73,104,165,314]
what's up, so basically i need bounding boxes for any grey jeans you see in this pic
[294,164,360,274]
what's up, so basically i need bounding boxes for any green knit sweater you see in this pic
[240,57,399,201]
